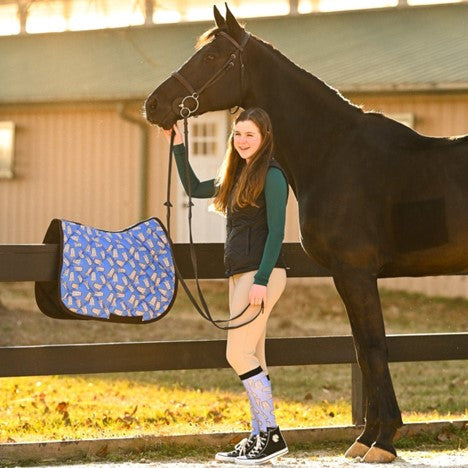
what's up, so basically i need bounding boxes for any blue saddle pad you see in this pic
[35,218,177,324]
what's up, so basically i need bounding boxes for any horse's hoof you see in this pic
[362,446,396,463]
[344,441,370,458]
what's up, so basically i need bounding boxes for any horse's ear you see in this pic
[213,5,226,29]
[225,3,244,39]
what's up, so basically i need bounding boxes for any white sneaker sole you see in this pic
[215,453,239,462]
[235,447,289,465]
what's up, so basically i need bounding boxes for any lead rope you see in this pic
[165,121,263,330]
[164,129,175,234]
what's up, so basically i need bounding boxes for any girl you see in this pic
[163,108,288,465]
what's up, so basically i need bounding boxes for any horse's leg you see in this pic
[333,269,403,463]
[344,347,380,458]
[342,305,381,456]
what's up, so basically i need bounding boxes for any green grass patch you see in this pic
[1,363,466,443]
[0,281,466,444]
[395,424,467,450]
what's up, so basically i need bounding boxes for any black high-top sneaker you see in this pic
[215,435,256,462]
[236,426,288,465]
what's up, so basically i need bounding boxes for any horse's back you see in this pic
[313,114,468,276]
[361,114,467,194]
[364,111,468,152]
[363,117,468,275]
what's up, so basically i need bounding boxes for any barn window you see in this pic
[0,122,15,179]
[191,122,218,157]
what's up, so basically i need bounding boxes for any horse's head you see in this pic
[144,5,250,129]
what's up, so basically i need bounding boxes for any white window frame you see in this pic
[0,121,15,179]
[190,119,220,157]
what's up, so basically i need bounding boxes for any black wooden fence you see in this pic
[1,242,467,426]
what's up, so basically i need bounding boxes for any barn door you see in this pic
[176,111,228,243]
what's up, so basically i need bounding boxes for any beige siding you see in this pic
[0,104,170,243]
[347,92,468,138]
[148,125,181,239]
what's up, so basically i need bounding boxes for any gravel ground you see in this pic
[23,450,468,468]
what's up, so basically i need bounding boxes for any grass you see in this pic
[0,280,467,444]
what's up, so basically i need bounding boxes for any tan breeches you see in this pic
[225,268,287,376]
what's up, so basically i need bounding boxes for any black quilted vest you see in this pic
[224,159,288,277]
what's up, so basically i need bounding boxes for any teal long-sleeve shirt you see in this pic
[173,143,287,286]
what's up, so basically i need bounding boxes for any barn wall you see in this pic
[348,92,468,137]
[0,103,169,243]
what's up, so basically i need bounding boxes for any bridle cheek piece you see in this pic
[171,31,250,118]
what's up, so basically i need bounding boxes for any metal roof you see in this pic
[1,3,467,104]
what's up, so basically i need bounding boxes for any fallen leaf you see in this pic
[96,445,108,457]
[55,402,68,413]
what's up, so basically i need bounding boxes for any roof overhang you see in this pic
[1,3,467,104]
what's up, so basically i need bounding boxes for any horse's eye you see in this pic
[204,53,216,63]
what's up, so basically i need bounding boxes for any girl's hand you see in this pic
[162,123,184,145]
[249,284,267,308]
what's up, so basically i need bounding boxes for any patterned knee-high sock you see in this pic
[248,403,260,436]
[247,373,270,435]
[240,367,277,433]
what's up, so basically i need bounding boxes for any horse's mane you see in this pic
[252,35,363,113]
[196,26,362,113]
[196,26,223,49]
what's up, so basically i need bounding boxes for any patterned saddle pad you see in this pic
[35,218,177,323]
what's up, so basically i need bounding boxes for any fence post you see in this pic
[351,363,366,426]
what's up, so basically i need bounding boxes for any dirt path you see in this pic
[27,449,468,467]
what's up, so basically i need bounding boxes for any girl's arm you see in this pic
[173,144,216,199]
[253,167,288,286]
[163,124,216,199]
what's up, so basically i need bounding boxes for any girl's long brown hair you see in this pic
[213,108,274,214]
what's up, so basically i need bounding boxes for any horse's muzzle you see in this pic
[144,95,180,129]
[144,96,159,124]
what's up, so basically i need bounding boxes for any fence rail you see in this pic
[1,242,467,425]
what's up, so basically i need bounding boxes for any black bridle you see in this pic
[165,31,264,330]
[172,31,250,118]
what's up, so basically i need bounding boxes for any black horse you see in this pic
[145,5,468,463]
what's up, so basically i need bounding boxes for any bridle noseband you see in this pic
[172,31,250,118]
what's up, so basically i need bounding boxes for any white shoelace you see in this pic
[247,433,267,457]
[235,437,254,455]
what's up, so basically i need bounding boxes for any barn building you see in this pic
[0,2,467,296]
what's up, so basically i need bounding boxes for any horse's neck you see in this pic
[245,37,359,118]
[242,38,360,190]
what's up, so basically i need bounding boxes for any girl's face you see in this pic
[233,120,263,164]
